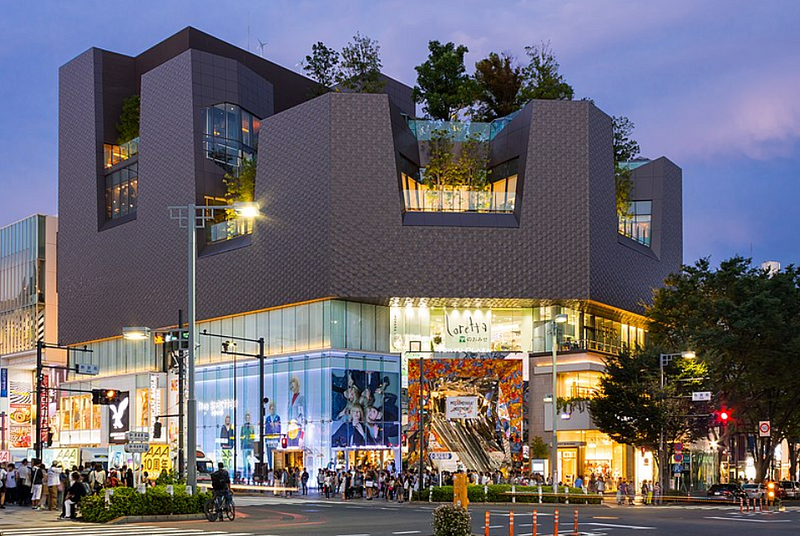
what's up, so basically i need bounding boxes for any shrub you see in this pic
[432,504,472,536]
[80,484,211,523]
[412,484,601,505]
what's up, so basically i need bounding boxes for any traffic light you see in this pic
[767,481,776,500]
[92,388,121,405]
[153,419,162,439]
[713,407,733,425]
[43,427,53,448]
[281,435,288,449]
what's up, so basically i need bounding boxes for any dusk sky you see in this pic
[1,0,798,267]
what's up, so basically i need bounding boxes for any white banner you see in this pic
[446,396,479,419]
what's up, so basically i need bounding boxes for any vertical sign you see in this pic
[108,391,131,444]
[1,368,7,397]
[39,375,49,445]
[149,374,163,442]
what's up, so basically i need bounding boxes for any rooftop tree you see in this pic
[612,115,641,217]
[519,42,574,101]
[116,94,140,144]
[337,33,384,93]
[413,40,477,121]
[302,41,340,94]
[471,52,525,121]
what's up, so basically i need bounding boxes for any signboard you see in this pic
[759,421,771,437]
[0,451,9,464]
[108,392,130,444]
[691,391,711,402]
[39,375,49,446]
[75,363,99,375]
[443,309,491,351]
[1,368,7,397]
[124,442,150,453]
[429,451,454,460]
[445,397,478,419]
[149,374,164,442]
[126,431,150,442]
[672,453,683,463]
[141,444,171,476]
[674,442,683,452]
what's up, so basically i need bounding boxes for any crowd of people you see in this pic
[0,458,152,520]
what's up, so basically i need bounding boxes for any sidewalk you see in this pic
[0,504,68,528]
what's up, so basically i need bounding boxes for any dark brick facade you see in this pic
[58,31,682,346]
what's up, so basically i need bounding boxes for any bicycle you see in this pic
[204,489,236,522]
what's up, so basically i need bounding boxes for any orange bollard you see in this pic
[485,510,490,536]
[532,510,538,536]
[509,510,515,536]
[573,508,579,535]
[760,497,764,511]
[554,508,559,535]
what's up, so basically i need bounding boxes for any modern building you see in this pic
[56,27,682,484]
[0,214,59,459]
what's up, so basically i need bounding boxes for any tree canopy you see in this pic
[116,94,140,144]
[647,256,800,480]
[612,116,641,217]
[413,40,477,121]
[338,33,384,93]
[519,42,574,101]
[302,41,340,94]
[471,52,524,122]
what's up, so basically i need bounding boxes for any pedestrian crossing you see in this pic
[0,525,255,536]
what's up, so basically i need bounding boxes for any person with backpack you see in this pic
[88,463,106,494]
[210,462,232,520]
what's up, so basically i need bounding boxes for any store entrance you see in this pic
[335,449,397,471]
[558,448,579,485]
[273,450,304,471]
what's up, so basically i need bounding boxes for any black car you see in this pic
[707,483,745,499]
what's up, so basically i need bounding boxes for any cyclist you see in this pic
[210,462,232,519]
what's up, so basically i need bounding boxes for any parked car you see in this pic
[707,483,745,499]
[780,481,799,499]
[742,483,764,499]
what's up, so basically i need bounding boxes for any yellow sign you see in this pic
[453,473,469,509]
[141,445,171,478]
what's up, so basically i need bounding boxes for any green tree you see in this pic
[453,133,490,190]
[424,128,456,190]
[222,157,256,219]
[612,116,640,217]
[337,33,384,93]
[413,40,477,121]
[302,41,340,94]
[590,346,708,487]
[471,52,525,121]
[519,42,574,101]
[647,257,800,481]
[116,94,140,144]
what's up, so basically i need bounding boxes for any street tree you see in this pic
[471,52,525,121]
[647,257,800,481]
[302,41,340,94]
[337,33,384,93]
[519,42,574,101]
[591,346,707,487]
[413,40,477,121]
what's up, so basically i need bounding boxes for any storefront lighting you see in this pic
[233,202,260,218]
[122,326,151,340]
[560,412,571,420]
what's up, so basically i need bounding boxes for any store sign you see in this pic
[0,451,9,463]
[39,375,49,445]
[1,368,7,397]
[142,445,171,476]
[444,310,491,351]
[108,391,130,444]
[149,374,163,442]
[445,397,479,419]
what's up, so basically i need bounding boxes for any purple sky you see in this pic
[1,0,799,267]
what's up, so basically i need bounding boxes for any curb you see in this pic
[107,513,206,524]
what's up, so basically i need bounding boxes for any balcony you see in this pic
[206,218,253,244]
[104,137,139,169]
[405,110,520,142]
[403,188,516,213]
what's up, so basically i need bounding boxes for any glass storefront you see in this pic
[197,351,400,480]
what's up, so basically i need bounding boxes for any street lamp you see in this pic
[122,327,151,340]
[168,202,261,491]
[659,350,696,493]
[550,313,568,488]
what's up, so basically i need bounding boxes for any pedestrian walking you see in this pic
[18,459,31,506]
[301,468,309,495]
[5,463,17,505]
[30,461,44,510]
[47,462,62,511]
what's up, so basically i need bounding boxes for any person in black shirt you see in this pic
[210,462,232,519]
[60,472,87,519]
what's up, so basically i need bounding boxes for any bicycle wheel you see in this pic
[225,503,236,521]
[203,498,218,522]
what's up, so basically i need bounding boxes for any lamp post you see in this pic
[550,313,568,488]
[658,350,696,493]
[169,202,259,491]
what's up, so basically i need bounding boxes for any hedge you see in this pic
[79,485,212,523]
[413,484,602,504]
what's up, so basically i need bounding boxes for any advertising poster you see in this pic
[108,391,130,444]
[9,379,33,449]
[445,396,479,419]
[331,369,400,448]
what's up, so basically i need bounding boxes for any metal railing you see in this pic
[403,189,515,213]
[104,137,139,169]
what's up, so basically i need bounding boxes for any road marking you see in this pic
[704,516,791,523]
[345,505,365,508]
[336,534,371,536]
[587,522,656,529]
[392,531,422,535]
[0,528,256,536]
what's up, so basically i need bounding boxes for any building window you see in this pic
[618,200,652,246]
[202,103,260,172]
[105,162,138,221]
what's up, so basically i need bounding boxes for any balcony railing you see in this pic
[403,189,516,213]
[206,218,253,244]
[104,137,139,169]
[405,110,520,142]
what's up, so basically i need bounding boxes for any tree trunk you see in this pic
[755,436,773,482]
[789,441,799,481]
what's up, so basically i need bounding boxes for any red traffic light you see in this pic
[720,411,729,421]
[280,435,288,449]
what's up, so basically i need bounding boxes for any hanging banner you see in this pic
[108,391,131,444]
[445,396,479,419]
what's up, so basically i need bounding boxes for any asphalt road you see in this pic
[122,496,800,536]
